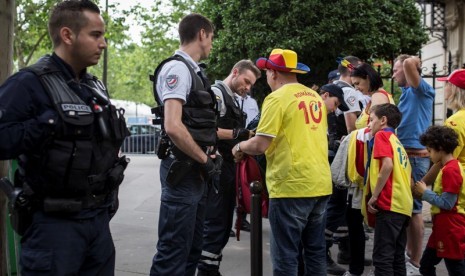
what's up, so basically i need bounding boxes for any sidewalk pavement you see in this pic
[111,155,447,276]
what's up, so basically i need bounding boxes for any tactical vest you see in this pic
[21,55,130,199]
[151,55,217,149]
[214,83,245,161]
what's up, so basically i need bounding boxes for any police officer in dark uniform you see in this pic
[0,1,129,275]
[197,60,261,276]
[149,14,222,276]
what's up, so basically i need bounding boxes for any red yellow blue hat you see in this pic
[256,49,310,74]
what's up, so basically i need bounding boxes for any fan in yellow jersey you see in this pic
[413,125,465,275]
[438,69,465,166]
[364,103,413,275]
[350,63,395,129]
[232,49,331,275]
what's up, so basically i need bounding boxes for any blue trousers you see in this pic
[269,196,330,276]
[198,160,236,271]
[325,186,348,247]
[150,157,207,276]
[20,209,115,275]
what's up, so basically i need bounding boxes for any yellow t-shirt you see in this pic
[445,109,465,167]
[363,130,413,217]
[355,90,395,130]
[430,159,465,216]
[256,83,332,198]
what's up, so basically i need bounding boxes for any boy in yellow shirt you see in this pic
[364,103,413,275]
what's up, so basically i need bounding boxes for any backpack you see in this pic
[235,155,268,240]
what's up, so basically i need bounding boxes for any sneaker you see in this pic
[404,251,411,261]
[327,250,346,275]
[342,271,361,276]
[406,261,421,276]
[197,269,222,276]
[327,262,346,275]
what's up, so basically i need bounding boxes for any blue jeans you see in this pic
[409,157,430,213]
[269,196,330,276]
[150,157,207,276]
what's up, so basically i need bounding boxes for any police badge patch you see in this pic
[347,96,356,106]
[166,75,179,90]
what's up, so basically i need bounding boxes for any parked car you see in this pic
[121,124,161,154]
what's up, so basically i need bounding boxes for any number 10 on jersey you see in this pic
[298,100,323,130]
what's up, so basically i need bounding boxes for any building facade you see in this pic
[417,0,465,124]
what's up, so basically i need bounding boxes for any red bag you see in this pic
[235,155,269,240]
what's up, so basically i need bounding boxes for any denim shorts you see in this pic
[409,157,430,213]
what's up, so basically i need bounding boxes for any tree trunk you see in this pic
[0,0,15,275]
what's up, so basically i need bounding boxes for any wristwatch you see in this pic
[235,142,242,152]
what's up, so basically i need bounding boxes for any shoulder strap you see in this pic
[23,55,60,76]
[212,83,235,108]
[150,56,180,106]
[334,81,352,89]
[150,55,203,106]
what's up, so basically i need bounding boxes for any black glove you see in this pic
[201,155,223,181]
[233,128,250,141]
[37,110,58,126]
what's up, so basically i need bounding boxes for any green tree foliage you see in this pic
[14,0,54,68]
[127,0,196,106]
[199,0,428,103]
[92,0,195,106]
[91,43,156,104]
[14,0,129,69]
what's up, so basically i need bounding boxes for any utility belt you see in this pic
[157,133,212,161]
[0,156,129,235]
[42,193,109,213]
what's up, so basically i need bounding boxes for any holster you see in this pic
[156,135,170,160]
[0,178,33,236]
[166,159,193,186]
[106,155,130,191]
[10,207,34,236]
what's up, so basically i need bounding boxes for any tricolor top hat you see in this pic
[256,49,310,74]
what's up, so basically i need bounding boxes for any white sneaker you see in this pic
[406,261,421,276]
[342,271,360,276]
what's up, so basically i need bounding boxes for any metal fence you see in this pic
[121,124,160,155]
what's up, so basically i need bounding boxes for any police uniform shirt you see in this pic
[156,50,201,104]
[235,94,259,126]
[212,80,238,117]
[333,80,366,117]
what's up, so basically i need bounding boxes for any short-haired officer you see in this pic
[0,1,130,274]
